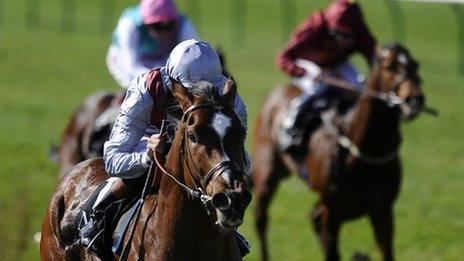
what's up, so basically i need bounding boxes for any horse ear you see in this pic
[222,76,237,106]
[374,44,392,70]
[375,44,383,57]
[170,78,193,111]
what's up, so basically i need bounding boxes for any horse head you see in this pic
[373,43,425,120]
[168,77,252,229]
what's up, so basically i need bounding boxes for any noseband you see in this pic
[154,102,250,205]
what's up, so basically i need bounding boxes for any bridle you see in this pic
[373,52,411,107]
[153,102,251,207]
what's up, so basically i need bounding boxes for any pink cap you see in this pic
[140,0,179,25]
[324,0,364,34]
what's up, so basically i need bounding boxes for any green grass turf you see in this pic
[0,0,463,260]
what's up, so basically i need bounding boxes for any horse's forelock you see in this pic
[383,43,413,61]
[187,81,215,99]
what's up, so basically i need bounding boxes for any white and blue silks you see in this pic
[106,5,199,89]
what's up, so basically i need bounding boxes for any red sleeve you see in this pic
[275,12,325,77]
[145,68,167,127]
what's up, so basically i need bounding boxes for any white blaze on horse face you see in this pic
[210,112,232,160]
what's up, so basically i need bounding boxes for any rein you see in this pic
[316,69,438,116]
[153,150,211,204]
[316,74,405,107]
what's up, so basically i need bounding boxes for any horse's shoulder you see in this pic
[61,158,106,183]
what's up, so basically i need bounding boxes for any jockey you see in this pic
[107,0,199,89]
[87,0,199,157]
[276,0,377,153]
[78,40,250,256]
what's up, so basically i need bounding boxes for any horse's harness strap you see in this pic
[181,102,242,124]
[202,161,250,188]
[321,112,399,165]
[336,135,399,165]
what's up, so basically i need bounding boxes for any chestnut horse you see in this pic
[41,78,252,260]
[252,43,424,261]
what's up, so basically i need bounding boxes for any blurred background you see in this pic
[0,0,463,260]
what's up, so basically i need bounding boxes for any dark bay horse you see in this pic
[41,78,252,260]
[252,43,425,261]
[57,91,123,175]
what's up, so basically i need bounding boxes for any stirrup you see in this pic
[78,211,106,252]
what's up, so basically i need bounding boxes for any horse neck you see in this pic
[346,67,402,156]
[154,130,236,258]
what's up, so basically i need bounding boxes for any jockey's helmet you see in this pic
[140,0,179,25]
[166,40,227,89]
[324,0,365,35]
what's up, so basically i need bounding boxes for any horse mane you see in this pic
[164,118,187,180]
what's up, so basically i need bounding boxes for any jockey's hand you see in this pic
[295,59,322,80]
[147,133,165,160]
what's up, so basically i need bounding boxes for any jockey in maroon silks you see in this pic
[276,0,377,154]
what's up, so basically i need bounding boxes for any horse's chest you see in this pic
[325,161,402,208]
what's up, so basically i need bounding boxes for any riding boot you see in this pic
[279,94,318,154]
[233,230,251,257]
[79,178,121,252]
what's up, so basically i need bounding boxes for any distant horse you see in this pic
[41,78,252,260]
[56,91,122,175]
[56,49,231,176]
[252,43,425,261]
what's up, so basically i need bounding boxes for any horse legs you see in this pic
[312,203,341,261]
[369,208,394,261]
[310,202,324,242]
[253,152,289,261]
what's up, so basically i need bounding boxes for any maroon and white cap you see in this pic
[324,0,365,34]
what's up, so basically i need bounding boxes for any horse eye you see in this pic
[187,132,198,143]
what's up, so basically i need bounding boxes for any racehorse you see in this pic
[56,49,231,176]
[40,78,252,260]
[252,43,425,261]
[56,91,123,175]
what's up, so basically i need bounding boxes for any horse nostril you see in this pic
[212,193,232,211]
[234,180,239,189]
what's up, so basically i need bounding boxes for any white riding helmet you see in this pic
[166,39,227,89]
